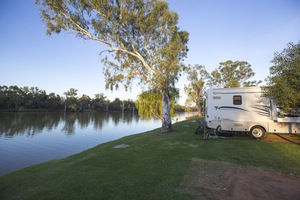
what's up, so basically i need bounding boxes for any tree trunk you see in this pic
[161,90,172,133]
[196,94,203,116]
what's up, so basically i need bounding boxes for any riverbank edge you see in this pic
[1,119,300,199]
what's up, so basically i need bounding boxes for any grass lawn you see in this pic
[1,119,300,199]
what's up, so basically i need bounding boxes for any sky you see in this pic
[0,0,299,105]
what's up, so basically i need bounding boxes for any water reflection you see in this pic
[0,112,61,137]
[0,112,194,175]
[0,112,142,137]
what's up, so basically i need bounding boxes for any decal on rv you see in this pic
[214,106,249,112]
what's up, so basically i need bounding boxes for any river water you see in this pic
[0,112,195,175]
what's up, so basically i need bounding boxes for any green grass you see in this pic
[1,120,300,200]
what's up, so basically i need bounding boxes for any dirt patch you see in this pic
[263,134,300,144]
[177,158,300,200]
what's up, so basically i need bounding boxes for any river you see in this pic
[0,112,195,175]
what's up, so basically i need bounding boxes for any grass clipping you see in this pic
[177,158,300,200]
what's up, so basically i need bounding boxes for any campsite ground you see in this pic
[178,129,300,200]
[1,119,300,200]
[177,158,300,200]
[264,133,300,143]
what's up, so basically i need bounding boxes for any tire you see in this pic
[215,125,222,136]
[215,125,234,137]
[215,125,226,137]
[249,126,266,139]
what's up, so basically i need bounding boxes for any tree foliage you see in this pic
[264,41,300,112]
[64,88,78,111]
[135,89,178,120]
[36,0,189,132]
[208,60,256,88]
[0,85,137,112]
[184,64,209,116]
[93,93,109,112]
[0,85,62,110]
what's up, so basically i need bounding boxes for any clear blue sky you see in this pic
[0,0,299,104]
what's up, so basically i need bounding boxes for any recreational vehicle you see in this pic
[205,87,300,139]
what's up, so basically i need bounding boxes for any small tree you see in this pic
[36,0,189,133]
[135,89,178,120]
[135,90,162,120]
[208,60,256,88]
[264,41,300,113]
[184,64,209,116]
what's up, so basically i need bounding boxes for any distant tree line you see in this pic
[0,85,194,113]
[0,86,135,112]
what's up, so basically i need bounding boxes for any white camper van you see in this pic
[205,87,300,139]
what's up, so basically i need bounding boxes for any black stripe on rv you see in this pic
[215,106,249,112]
[251,105,270,116]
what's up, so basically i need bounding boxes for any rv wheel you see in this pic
[250,126,266,139]
[215,125,222,136]
[215,125,234,137]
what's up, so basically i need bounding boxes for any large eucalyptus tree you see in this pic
[36,0,189,132]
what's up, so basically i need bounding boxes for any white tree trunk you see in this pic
[161,91,172,133]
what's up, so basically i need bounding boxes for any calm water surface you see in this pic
[0,112,194,175]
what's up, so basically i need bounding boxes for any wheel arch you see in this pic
[249,125,267,139]
[249,124,267,133]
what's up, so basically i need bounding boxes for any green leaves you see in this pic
[135,90,162,120]
[264,41,300,112]
[36,0,188,132]
[208,60,256,88]
[135,89,178,120]
[184,64,209,115]
[36,0,188,92]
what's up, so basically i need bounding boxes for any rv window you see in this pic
[233,95,242,105]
